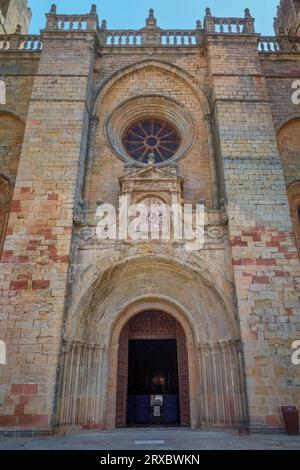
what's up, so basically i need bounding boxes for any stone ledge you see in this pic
[0,428,54,438]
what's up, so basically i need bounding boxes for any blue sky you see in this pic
[28,1,278,35]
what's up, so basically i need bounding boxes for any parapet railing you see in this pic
[46,14,98,31]
[161,30,200,45]
[0,30,300,54]
[258,35,300,52]
[50,16,92,31]
[208,17,254,34]
[102,29,202,47]
[0,32,299,54]
[104,30,142,46]
[0,33,42,51]
[0,4,299,54]
[45,5,98,31]
[203,8,255,34]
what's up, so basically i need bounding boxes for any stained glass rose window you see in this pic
[122,119,181,164]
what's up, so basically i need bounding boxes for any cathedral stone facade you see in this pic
[0,1,300,435]
[0,0,31,34]
[275,0,300,36]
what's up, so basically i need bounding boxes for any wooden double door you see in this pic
[116,311,190,427]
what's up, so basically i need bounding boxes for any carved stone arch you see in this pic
[287,180,300,254]
[110,299,197,428]
[277,116,300,187]
[64,252,237,343]
[275,112,300,132]
[92,59,211,116]
[57,256,247,430]
[0,108,26,124]
[135,193,168,205]
[0,110,25,187]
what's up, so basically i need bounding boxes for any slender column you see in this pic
[198,340,247,427]
[204,114,219,208]
[83,115,100,212]
[57,341,107,429]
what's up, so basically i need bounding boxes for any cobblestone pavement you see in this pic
[0,428,300,450]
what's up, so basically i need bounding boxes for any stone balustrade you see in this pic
[204,7,255,34]
[50,16,92,31]
[104,30,142,46]
[103,29,201,47]
[161,30,201,45]
[258,36,284,52]
[0,5,300,54]
[0,33,42,51]
[0,30,299,53]
[258,35,300,52]
[211,18,253,34]
[45,4,98,31]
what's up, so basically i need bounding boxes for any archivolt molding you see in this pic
[92,59,211,116]
[111,297,197,345]
[0,107,26,124]
[65,249,238,344]
[288,179,300,199]
[275,113,300,132]
[68,248,232,315]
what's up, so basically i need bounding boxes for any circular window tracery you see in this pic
[122,119,181,164]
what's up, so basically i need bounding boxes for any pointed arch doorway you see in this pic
[116,310,191,427]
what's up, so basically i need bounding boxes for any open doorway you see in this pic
[116,310,191,427]
[127,339,180,425]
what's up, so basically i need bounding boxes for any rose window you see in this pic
[122,119,181,164]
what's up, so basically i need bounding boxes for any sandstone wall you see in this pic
[0,28,96,430]
[207,35,300,431]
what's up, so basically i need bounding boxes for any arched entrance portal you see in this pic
[116,310,190,427]
[57,256,248,431]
